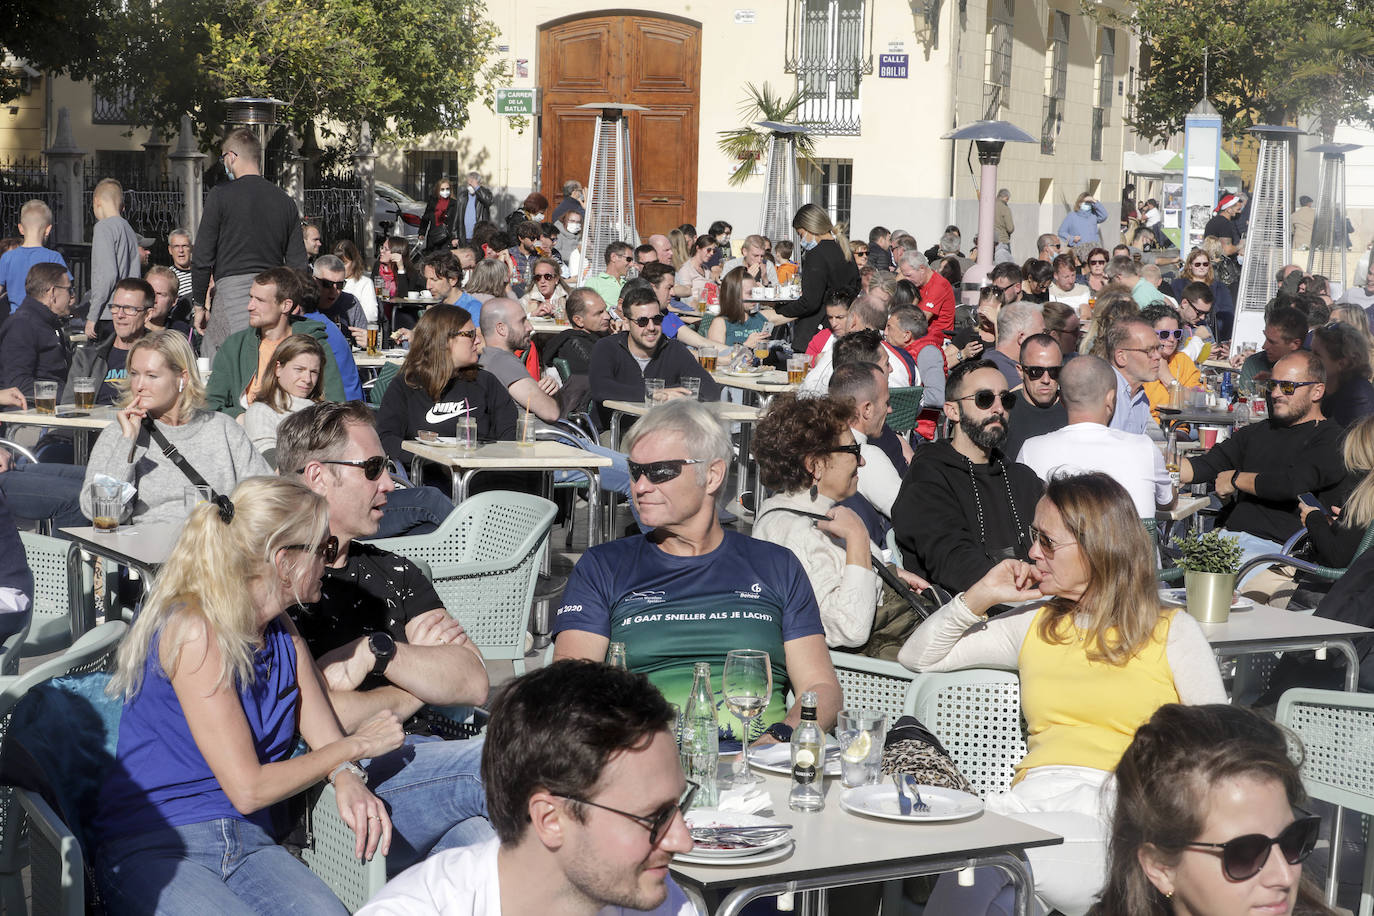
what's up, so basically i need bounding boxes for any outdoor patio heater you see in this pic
[1306,142,1362,287]
[941,120,1036,301]
[756,121,808,246]
[1230,125,1303,350]
[222,97,284,171]
[577,102,646,281]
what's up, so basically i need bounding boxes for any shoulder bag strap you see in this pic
[146,421,217,498]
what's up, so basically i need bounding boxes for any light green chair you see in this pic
[828,652,920,724]
[906,668,1028,799]
[18,532,86,658]
[886,385,926,435]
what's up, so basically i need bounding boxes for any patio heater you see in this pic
[1230,125,1304,350]
[756,121,808,246]
[577,102,646,281]
[1306,142,1362,287]
[941,120,1036,302]
[222,96,284,171]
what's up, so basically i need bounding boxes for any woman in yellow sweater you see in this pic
[899,472,1226,916]
[1141,302,1202,423]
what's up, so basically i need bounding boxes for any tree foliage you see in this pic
[1093,0,1374,142]
[716,83,818,188]
[4,0,506,147]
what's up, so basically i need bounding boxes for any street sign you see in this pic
[496,88,537,116]
[878,54,908,79]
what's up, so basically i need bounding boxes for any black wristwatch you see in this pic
[368,632,396,677]
[763,722,793,743]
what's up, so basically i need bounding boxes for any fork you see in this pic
[892,774,929,815]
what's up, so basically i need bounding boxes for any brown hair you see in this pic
[332,240,365,280]
[718,266,750,324]
[402,304,475,400]
[752,393,853,494]
[255,333,327,412]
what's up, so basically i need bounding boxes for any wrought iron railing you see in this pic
[304,188,367,248]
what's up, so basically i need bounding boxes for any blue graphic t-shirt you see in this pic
[553,530,824,743]
[100,346,128,404]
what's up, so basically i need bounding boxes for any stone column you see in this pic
[141,125,170,184]
[168,116,206,239]
[353,120,378,261]
[42,107,86,245]
[278,129,306,218]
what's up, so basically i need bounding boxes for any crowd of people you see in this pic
[0,136,1369,915]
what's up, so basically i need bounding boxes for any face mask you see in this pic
[1080,203,1092,212]
[566,222,582,234]
[532,212,545,221]
[439,189,451,199]
[799,237,817,253]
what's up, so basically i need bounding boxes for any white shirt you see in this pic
[800,335,909,396]
[358,837,695,916]
[1048,282,1091,311]
[344,275,380,323]
[1016,421,1172,517]
[852,427,902,518]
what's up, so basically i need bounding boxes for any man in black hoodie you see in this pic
[892,358,1044,595]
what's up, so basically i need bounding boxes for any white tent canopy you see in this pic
[1124,150,1181,178]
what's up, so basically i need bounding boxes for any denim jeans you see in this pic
[0,461,87,530]
[369,486,455,539]
[364,734,493,875]
[1226,529,1287,586]
[95,817,348,915]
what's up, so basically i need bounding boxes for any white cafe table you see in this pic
[670,772,1060,916]
[710,368,798,398]
[402,439,613,545]
[61,521,183,634]
[3,405,117,464]
[1199,604,1372,692]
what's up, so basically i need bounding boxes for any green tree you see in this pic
[716,82,818,187]
[0,0,120,102]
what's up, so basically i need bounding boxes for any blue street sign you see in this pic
[878,54,908,79]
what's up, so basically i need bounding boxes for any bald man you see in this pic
[648,234,673,265]
[86,178,141,339]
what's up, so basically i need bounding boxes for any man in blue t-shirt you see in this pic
[553,399,841,746]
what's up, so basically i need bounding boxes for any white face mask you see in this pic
[439,189,451,199]
[532,212,545,221]
[566,222,582,234]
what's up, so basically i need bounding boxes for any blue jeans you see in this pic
[95,818,347,915]
[0,462,87,530]
[553,441,631,497]
[370,486,455,539]
[364,734,492,875]
[1226,529,1287,586]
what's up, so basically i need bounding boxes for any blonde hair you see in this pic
[18,199,53,230]
[119,329,206,415]
[668,229,691,269]
[94,177,124,208]
[109,477,330,698]
[1340,416,1374,531]
[792,203,853,261]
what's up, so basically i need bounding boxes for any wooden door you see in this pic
[538,14,701,237]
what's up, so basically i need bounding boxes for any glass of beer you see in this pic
[787,356,807,385]
[366,322,380,357]
[34,380,58,415]
[699,347,717,372]
[90,480,122,532]
[73,377,97,410]
[554,303,568,326]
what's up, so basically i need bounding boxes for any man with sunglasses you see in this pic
[1002,334,1069,458]
[1178,281,1224,363]
[1035,233,1061,263]
[1237,306,1307,390]
[279,402,495,874]
[1181,351,1349,568]
[360,661,695,915]
[586,241,635,315]
[891,359,1044,595]
[66,278,151,406]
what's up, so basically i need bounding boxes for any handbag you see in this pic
[880,714,977,793]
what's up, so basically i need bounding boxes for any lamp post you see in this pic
[941,120,1035,298]
[1306,142,1362,286]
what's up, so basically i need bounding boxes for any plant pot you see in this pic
[1185,570,1237,624]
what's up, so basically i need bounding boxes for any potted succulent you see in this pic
[1171,530,1244,623]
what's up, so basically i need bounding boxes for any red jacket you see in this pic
[900,329,947,441]
[916,272,956,338]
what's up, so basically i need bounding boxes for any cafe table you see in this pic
[710,368,798,398]
[60,521,183,635]
[402,439,612,545]
[2,405,116,464]
[1157,406,1238,434]
[1196,603,1371,693]
[670,771,1061,916]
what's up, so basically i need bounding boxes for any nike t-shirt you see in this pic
[553,530,825,743]
[376,368,518,468]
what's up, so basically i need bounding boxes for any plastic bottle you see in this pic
[681,662,719,807]
[788,691,825,812]
[606,642,628,669]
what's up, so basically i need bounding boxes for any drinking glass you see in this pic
[73,377,97,410]
[34,380,58,415]
[786,356,807,385]
[366,322,380,357]
[89,480,122,532]
[456,417,477,451]
[837,709,887,787]
[645,378,666,405]
[681,377,701,401]
[722,648,772,786]
[184,485,212,515]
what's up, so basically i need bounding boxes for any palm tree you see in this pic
[716,82,818,187]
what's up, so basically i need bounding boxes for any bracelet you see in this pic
[328,760,367,785]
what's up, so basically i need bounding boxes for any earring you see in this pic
[178,380,185,392]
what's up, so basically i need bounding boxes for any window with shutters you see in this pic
[1041,11,1069,154]
[785,0,873,136]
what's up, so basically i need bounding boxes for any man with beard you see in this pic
[891,359,1044,595]
[358,661,695,915]
[1001,334,1068,458]
[1181,351,1349,565]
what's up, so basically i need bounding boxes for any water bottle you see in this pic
[1220,370,1234,403]
[1233,398,1251,427]
[681,662,719,807]
[788,691,825,812]
[606,642,628,669]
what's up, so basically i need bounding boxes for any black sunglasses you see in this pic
[1020,365,1062,381]
[821,443,863,459]
[555,781,699,847]
[1088,259,1107,266]
[284,534,340,564]
[1184,816,1320,882]
[317,278,346,290]
[628,458,704,484]
[630,314,666,328]
[300,456,388,480]
[1260,379,1320,396]
[532,272,557,281]
[955,389,1017,411]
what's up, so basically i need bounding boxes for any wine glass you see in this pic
[722,649,772,786]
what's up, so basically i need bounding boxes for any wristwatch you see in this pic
[368,632,396,677]
[763,723,793,743]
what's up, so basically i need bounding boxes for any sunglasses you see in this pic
[533,272,557,281]
[1020,365,1062,381]
[629,314,666,328]
[1028,524,1075,557]
[628,458,705,484]
[110,304,150,315]
[955,389,1017,411]
[1192,261,1211,268]
[1260,379,1319,396]
[1155,329,1185,341]
[1184,816,1320,882]
[450,328,478,340]
[300,456,388,480]
[1088,259,1107,266]
[555,781,699,847]
[977,318,997,334]
[317,278,346,290]
[821,443,863,459]
[284,534,340,564]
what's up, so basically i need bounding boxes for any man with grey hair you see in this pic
[1139,264,1177,306]
[458,171,494,246]
[985,300,1045,387]
[1036,233,1062,262]
[313,252,367,334]
[167,228,195,303]
[551,178,584,225]
[1017,354,1175,516]
[554,399,843,741]
[1107,316,1162,437]
[897,250,956,337]
[994,188,1014,263]
[1105,254,1165,309]
[799,293,906,394]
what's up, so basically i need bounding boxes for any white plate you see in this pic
[723,368,768,377]
[748,740,842,777]
[839,784,984,823]
[675,841,794,867]
[683,810,792,859]
[1159,588,1254,611]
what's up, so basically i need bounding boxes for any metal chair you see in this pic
[828,652,920,724]
[906,668,1028,799]
[18,531,86,657]
[370,491,558,675]
[1235,521,1374,585]
[1276,687,1374,913]
[885,385,926,436]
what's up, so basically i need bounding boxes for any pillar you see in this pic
[42,107,86,245]
[168,116,206,239]
[353,120,378,261]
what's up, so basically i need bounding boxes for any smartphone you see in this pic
[1298,492,1330,515]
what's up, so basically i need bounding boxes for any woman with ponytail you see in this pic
[780,203,861,353]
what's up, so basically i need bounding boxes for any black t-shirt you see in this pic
[1003,393,1069,460]
[100,347,128,404]
[1203,214,1240,245]
[289,542,442,691]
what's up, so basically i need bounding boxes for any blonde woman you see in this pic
[81,330,271,525]
[1169,246,1235,322]
[1300,414,1374,569]
[668,228,692,269]
[242,333,327,465]
[785,202,860,353]
[91,477,403,914]
[901,472,1225,915]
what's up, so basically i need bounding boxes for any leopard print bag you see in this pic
[879,715,977,794]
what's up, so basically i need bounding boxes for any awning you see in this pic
[1124,150,1181,177]
[1162,149,1241,171]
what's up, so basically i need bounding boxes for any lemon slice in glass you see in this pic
[841,731,872,763]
